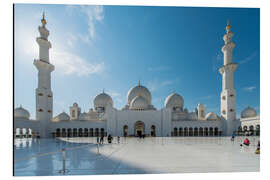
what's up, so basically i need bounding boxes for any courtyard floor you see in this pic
[14,136,260,176]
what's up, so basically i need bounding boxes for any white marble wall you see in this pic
[240,116,260,129]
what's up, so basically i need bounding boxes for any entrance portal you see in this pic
[134,121,145,137]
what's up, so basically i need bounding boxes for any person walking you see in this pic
[255,140,260,154]
[231,133,235,141]
[100,135,104,144]
[108,134,113,144]
[96,136,100,144]
[117,136,120,144]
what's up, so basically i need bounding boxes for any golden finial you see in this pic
[41,12,47,26]
[226,19,231,32]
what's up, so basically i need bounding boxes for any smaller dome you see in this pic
[14,106,30,119]
[205,112,218,120]
[73,102,78,107]
[130,96,148,110]
[165,92,184,109]
[94,91,113,109]
[57,112,70,121]
[79,112,89,120]
[241,106,257,118]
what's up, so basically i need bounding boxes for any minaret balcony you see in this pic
[218,62,238,74]
[34,59,55,72]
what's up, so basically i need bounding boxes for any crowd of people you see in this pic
[89,133,261,154]
[96,134,122,145]
[96,133,148,145]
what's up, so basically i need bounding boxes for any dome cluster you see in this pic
[14,106,30,119]
[52,82,221,121]
[241,106,257,118]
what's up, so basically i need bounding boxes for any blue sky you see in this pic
[14,4,260,119]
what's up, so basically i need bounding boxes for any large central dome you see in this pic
[130,96,148,110]
[127,81,152,106]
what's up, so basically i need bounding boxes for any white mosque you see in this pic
[14,15,260,138]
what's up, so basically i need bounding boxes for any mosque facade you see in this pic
[14,15,260,138]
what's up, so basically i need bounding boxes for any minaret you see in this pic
[219,20,238,136]
[34,13,55,138]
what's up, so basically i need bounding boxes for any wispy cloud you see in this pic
[108,91,121,98]
[239,51,257,65]
[243,86,256,92]
[147,79,174,92]
[107,90,125,106]
[51,51,105,77]
[148,66,170,72]
[66,5,104,43]
[66,33,93,47]
[80,5,104,40]
[200,94,215,100]
[66,33,78,47]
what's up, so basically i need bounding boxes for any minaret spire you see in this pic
[219,21,238,136]
[34,13,55,138]
[41,12,47,27]
[226,19,231,33]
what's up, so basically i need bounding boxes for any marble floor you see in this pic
[14,136,260,176]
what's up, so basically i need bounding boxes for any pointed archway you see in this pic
[134,121,145,137]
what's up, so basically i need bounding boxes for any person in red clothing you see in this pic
[243,138,250,146]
